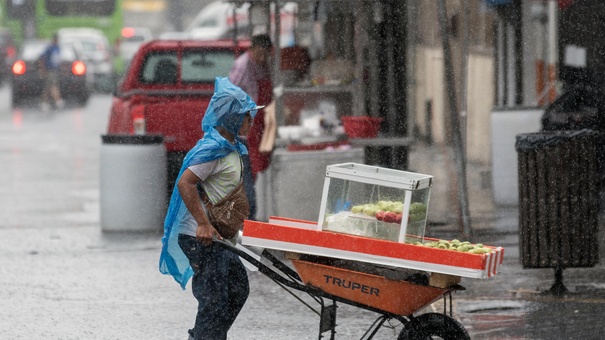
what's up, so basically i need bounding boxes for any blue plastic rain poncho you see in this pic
[159,77,260,289]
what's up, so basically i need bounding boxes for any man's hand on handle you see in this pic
[196,223,222,246]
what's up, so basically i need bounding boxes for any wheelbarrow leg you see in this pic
[318,299,337,340]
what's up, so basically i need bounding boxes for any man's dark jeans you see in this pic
[178,235,249,340]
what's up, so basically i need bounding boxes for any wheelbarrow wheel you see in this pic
[398,312,470,340]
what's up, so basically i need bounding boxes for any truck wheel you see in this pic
[399,313,470,340]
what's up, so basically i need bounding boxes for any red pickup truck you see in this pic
[107,39,250,190]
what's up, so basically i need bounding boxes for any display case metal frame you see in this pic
[317,162,433,243]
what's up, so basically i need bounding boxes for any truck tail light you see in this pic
[130,105,146,135]
[12,60,26,75]
[71,61,86,76]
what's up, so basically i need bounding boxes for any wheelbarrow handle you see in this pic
[214,239,304,285]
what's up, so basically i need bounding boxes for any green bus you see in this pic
[2,0,123,45]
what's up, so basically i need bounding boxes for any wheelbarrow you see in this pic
[218,240,471,340]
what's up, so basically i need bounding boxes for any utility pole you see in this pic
[437,0,472,237]
[8,0,37,39]
[461,0,470,158]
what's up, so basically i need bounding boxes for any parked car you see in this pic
[186,1,297,45]
[57,27,115,93]
[11,39,91,107]
[107,39,250,192]
[0,28,16,84]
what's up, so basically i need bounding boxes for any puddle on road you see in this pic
[455,300,535,339]
[458,300,529,314]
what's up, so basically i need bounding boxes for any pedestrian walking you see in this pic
[229,33,275,220]
[159,77,262,340]
[39,33,64,111]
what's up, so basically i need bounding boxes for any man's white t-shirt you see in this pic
[178,151,242,237]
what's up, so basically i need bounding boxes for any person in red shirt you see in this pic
[229,34,274,220]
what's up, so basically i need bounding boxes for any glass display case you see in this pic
[317,163,433,244]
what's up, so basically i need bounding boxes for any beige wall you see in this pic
[465,54,494,164]
[410,0,495,166]
[414,47,446,145]
[412,47,494,164]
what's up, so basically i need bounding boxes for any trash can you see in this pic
[100,135,167,232]
[516,130,599,269]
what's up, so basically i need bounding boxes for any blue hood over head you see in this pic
[202,77,261,135]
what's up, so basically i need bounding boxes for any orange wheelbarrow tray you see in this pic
[287,252,460,316]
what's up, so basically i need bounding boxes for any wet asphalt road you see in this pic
[1,85,605,339]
